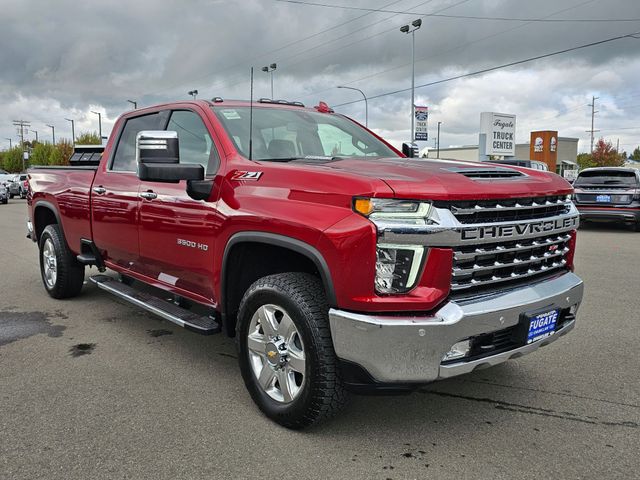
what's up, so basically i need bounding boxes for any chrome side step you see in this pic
[89,275,221,335]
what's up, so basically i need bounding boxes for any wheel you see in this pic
[8,193,14,199]
[236,272,347,429]
[634,221,640,232]
[39,224,85,299]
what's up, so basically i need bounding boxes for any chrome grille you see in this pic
[437,195,571,224]
[451,233,572,293]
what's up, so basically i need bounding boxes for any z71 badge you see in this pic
[231,171,263,181]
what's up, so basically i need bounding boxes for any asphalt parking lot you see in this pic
[1,198,638,480]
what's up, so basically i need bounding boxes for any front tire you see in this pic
[236,273,347,429]
[39,224,85,299]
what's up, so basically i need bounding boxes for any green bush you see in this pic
[30,143,54,166]
[3,147,25,173]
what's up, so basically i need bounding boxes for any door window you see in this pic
[111,113,163,172]
[167,110,219,175]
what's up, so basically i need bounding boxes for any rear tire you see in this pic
[39,224,85,299]
[236,272,347,429]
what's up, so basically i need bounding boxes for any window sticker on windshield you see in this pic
[221,109,241,120]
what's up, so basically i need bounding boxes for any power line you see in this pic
[299,0,597,100]
[332,31,640,108]
[141,0,412,97]
[275,0,640,22]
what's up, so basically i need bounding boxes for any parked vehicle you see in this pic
[26,99,584,428]
[573,167,640,231]
[6,174,28,199]
[0,183,8,204]
[489,159,549,171]
[0,169,14,185]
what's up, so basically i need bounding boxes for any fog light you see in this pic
[375,244,425,294]
[442,339,472,361]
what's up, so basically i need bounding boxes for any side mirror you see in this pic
[402,142,419,158]
[136,130,204,183]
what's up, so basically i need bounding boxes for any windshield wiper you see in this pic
[256,157,303,162]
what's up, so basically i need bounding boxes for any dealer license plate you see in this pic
[596,194,611,203]
[526,309,559,344]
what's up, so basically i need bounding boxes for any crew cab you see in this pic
[573,167,640,231]
[27,99,584,428]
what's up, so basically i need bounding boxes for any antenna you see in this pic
[249,67,254,161]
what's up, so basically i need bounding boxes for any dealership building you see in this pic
[421,112,579,176]
[424,136,579,174]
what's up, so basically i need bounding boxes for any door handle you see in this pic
[139,191,158,200]
[93,186,107,195]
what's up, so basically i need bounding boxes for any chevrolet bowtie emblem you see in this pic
[267,350,277,359]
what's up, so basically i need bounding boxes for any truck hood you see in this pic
[311,157,573,200]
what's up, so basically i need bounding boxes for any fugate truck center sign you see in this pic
[480,112,516,157]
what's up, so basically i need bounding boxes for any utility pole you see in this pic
[616,138,620,153]
[13,120,30,171]
[437,121,442,158]
[65,118,75,145]
[46,124,56,144]
[587,96,599,153]
[5,138,12,149]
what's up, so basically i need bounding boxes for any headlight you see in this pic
[354,197,431,295]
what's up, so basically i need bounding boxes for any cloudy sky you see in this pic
[2,0,639,154]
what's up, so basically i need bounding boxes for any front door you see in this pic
[91,111,166,273]
[138,108,223,303]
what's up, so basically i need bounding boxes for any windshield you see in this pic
[212,106,398,161]
[574,170,638,186]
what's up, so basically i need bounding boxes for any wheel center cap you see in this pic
[265,338,287,367]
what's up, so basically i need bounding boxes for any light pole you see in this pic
[188,89,198,100]
[261,63,277,99]
[5,138,11,149]
[127,99,137,109]
[437,121,441,158]
[400,19,422,144]
[65,118,75,145]
[46,124,55,144]
[91,111,102,142]
[31,129,38,143]
[337,86,368,128]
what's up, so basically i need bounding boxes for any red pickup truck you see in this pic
[27,99,583,428]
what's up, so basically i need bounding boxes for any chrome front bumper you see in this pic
[329,272,583,383]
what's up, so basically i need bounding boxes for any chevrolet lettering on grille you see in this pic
[460,216,578,242]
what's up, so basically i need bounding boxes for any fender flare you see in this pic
[32,200,67,246]
[220,232,337,315]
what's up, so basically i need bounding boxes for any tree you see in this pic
[630,146,640,161]
[48,148,64,166]
[3,147,24,172]
[75,131,101,145]
[591,138,625,167]
[30,143,54,166]
[576,152,595,170]
[52,139,74,165]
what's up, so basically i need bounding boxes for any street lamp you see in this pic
[400,18,422,143]
[437,121,442,158]
[127,99,137,109]
[261,63,277,99]
[337,86,368,128]
[46,124,55,144]
[65,118,75,145]
[5,138,11,149]
[91,111,102,143]
[188,89,198,100]
[30,129,38,143]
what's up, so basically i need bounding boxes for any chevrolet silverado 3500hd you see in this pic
[27,99,583,428]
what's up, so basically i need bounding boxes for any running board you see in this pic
[89,274,221,335]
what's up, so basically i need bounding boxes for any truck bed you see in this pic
[28,166,98,254]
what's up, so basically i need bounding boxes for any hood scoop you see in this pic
[444,167,525,179]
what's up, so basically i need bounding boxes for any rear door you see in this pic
[137,107,223,303]
[92,111,167,272]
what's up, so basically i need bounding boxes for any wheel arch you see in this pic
[220,232,336,335]
[33,201,63,244]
